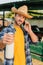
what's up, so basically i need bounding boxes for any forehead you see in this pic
[15,14,25,18]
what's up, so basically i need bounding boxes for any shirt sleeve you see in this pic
[0,27,7,39]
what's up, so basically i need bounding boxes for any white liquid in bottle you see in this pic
[5,33,14,59]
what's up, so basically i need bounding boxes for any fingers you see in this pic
[3,33,14,45]
[25,21,30,26]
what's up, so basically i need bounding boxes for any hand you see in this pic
[0,39,6,49]
[24,21,32,33]
[3,33,14,45]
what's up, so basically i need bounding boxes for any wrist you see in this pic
[28,30,33,35]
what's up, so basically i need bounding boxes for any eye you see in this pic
[17,14,21,17]
[23,16,25,18]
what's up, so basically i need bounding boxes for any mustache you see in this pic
[18,20,22,22]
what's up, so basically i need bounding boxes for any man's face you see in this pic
[15,14,25,26]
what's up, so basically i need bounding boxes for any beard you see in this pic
[15,20,23,26]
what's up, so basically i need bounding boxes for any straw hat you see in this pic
[11,5,33,18]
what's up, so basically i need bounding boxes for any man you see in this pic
[0,5,38,65]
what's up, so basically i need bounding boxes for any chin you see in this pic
[18,24,21,26]
[17,23,22,26]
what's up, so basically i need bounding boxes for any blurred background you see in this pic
[0,0,43,65]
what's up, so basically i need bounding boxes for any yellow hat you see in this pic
[11,5,33,19]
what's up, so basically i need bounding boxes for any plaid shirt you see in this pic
[24,32,33,65]
[0,25,33,65]
[22,26,33,65]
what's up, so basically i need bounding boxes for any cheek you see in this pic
[15,16,19,22]
[22,21,25,24]
[22,19,25,23]
[16,15,20,20]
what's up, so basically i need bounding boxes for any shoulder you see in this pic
[1,25,12,33]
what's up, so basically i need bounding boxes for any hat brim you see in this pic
[11,7,33,19]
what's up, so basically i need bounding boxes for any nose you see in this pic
[20,16,24,19]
